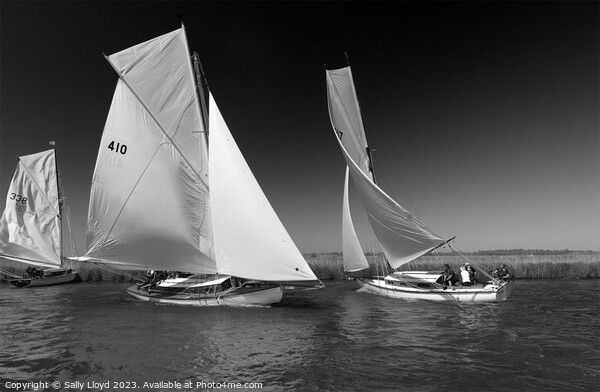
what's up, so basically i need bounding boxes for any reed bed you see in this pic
[304,252,600,280]
[0,259,144,283]
[1,252,598,283]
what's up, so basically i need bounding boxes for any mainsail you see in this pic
[0,149,61,267]
[326,67,374,181]
[84,26,318,284]
[85,28,214,273]
[327,66,446,269]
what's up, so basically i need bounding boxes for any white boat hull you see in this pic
[357,276,512,302]
[126,284,284,306]
[392,270,442,283]
[9,271,79,288]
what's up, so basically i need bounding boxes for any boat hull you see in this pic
[357,276,512,302]
[126,284,284,306]
[9,271,79,288]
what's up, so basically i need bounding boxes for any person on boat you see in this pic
[138,270,155,289]
[493,264,511,281]
[465,262,477,283]
[438,264,459,289]
[26,266,36,277]
[459,265,472,286]
[25,266,43,279]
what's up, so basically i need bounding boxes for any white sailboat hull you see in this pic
[9,269,79,288]
[392,270,442,283]
[126,284,284,306]
[357,276,512,302]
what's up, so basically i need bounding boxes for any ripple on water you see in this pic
[0,280,598,391]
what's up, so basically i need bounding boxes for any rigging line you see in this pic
[103,55,208,190]
[448,243,497,283]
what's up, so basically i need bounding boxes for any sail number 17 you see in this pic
[108,141,127,155]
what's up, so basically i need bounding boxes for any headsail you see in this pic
[0,149,61,268]
[342,167,369,272]
[84,27,215,273]
[327,66,446,269]
[209,93,319,283]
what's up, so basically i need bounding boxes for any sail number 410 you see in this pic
[108,141,127,155]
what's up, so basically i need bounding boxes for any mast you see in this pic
[366,147,377,185]
[342,54,377,185]
[50,141,63,264]
[193,51,210,142]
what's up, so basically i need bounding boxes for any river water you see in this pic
[0,279,598,392]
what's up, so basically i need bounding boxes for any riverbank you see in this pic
[1,251,598,282]
[306,252,600,280]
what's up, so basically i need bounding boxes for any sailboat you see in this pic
[75,25,322,306]
[0,147,79,288]
[326,65,512,302]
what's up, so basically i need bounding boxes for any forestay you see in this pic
[0,149,61,267]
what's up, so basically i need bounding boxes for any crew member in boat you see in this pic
[493,264,511,281]
[465,262,477,283]
[25,266,43,279]
[437,264,459,289]
[459,265,472,286]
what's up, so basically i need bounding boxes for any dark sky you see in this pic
[1,1,598,253]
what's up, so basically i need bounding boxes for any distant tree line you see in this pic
[304,249,596,258]
[469,249,592,256]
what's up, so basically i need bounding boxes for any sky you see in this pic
[1,1,598,254]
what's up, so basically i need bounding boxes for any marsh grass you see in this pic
[0,259,144,282]
[304,252,600,280]
[2,252,598,283]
